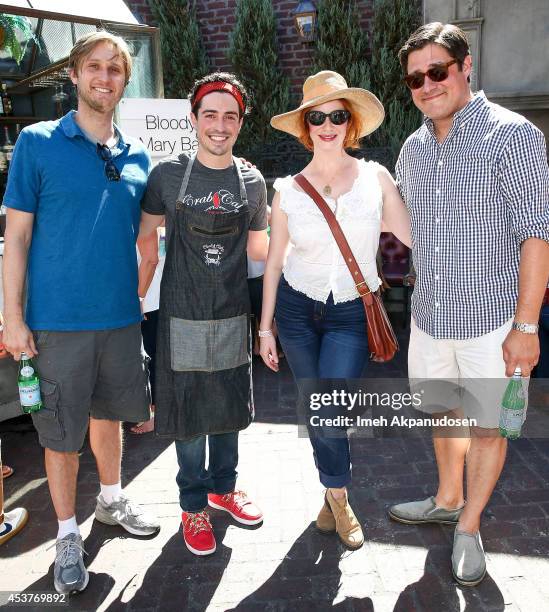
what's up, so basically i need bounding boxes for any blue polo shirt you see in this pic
[3,110,151,331]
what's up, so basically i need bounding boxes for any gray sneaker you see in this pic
[452,527,486,586]
[389,496,464,525]
[52,533,88,594]
[95,493,160,536]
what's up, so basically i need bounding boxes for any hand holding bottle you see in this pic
[2,317,37,360]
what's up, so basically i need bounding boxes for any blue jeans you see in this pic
[537,305,549,378]
[275,277,369,488]
[175,433,239,512]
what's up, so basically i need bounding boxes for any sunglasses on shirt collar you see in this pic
[305,109,351,126]
[403,59,459,90]
[97,143,121,182]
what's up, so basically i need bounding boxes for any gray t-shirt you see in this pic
[141,154,268,236]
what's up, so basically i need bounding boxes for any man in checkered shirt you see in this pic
[389,22,549,586]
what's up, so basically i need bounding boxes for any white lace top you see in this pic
[273,159,383,304]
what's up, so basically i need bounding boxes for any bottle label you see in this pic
[20,365,34,377]
[18,381,41,407]
[500,408,523,435]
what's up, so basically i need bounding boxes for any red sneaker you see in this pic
[208,491,263,525]
[181,511,216,556]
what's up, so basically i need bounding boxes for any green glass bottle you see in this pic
[18,352,42,413]
[499,367,525,439]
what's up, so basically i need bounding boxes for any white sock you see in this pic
[100,482,122,505]
[57,516,79,540]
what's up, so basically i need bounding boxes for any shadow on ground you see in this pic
[0,417,173,561]
[1,319,548,610]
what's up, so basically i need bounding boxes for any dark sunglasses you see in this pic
[403,59,458,90]
[97,143,121,182]
[305,109,351,126]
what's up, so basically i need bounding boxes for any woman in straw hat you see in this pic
[259,71,411,549]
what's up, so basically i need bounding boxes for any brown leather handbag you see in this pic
[294,173,399,362]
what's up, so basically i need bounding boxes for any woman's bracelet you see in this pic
[258,329,273,338]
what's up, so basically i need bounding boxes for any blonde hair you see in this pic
[296,99,364,152]
[69,31,132,85]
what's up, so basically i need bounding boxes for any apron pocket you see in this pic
[171,317,211,371]
[170,314,248,372]
[189,225,238,237]
[212,314,249,371]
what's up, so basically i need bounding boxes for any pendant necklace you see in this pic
[322,175,336,197]
[322,163,345,197]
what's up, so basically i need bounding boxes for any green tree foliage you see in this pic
[312,0,370,90]
[228,0,290,147]
[369,0,422,160]
[148,0,209,99]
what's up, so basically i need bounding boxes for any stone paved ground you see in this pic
[1,330,549,611]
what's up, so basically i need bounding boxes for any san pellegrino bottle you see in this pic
[18,352,42,413]
[499,367,525,439]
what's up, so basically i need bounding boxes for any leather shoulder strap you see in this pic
[294,173,373,303]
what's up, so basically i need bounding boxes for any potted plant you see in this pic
[0,13,36,64]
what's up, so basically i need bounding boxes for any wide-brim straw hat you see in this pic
[271,70,384,139]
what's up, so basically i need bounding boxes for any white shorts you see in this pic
[408,317,526,429]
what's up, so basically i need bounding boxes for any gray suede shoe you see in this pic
[389,496,464,525]
[452,528,486,586]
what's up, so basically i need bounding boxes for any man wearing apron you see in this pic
[139,73,269,556]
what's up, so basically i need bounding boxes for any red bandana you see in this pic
[193,81,245,113]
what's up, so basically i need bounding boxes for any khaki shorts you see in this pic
[408,317,527,429]
[31,323,151,452]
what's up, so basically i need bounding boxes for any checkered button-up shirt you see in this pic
[396,91,549,340]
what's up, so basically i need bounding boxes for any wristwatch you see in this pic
[512,321,539,334]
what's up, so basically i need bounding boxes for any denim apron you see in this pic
[154,154,254,440]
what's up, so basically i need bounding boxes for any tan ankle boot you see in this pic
[316,493,336,533]
[326,488,364,549]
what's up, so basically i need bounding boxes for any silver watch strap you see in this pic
[512,321,539,334]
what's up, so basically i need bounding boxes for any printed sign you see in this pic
[118,98,198,165]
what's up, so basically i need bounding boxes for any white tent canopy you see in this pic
[0,1,139,25]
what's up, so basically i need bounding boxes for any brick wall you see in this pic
[126,0,374,99]
[126,0,155,25]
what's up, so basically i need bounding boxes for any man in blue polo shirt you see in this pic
[2,31,159,594]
